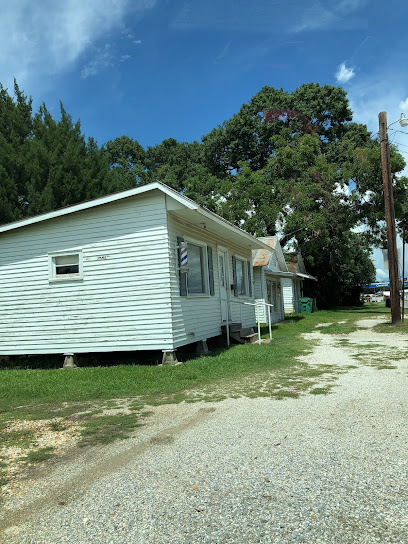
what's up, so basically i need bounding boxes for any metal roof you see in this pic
[286,261,298,273]
[252,236,278,267]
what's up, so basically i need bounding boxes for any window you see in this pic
[49,252,83,280]
[266,278,277,308]
[177,237,214,297]
[236,259,247,295]
[232,256,252,297]
[186,243,207,294]
[218,255,226,287]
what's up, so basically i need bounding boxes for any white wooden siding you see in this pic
[253,267,267,322]
[253,268,284,324]
[282,278,294,313]
[0,191,175,354]
[167,215,256,348]
[282,277,302,313]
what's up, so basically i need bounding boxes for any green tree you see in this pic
[104,135,147,190]
[0,81,115,223]
[144,138,222,210]
[23,102,112,216]
[202,83,353,176]
[145,138,201,190]
[199,84,405,306]
[0,81,33,222]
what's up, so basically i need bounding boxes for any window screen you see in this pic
[54,254,80,276]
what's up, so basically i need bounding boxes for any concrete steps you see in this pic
[221,323,260,344]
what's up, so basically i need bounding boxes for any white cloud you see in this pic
[172,0,371,34]
[348,76,408,176]
[399,97,408,114]
[335,62,355,84]
[80,44,116,79]
[133,39,142,45]
[215,41,231,62]
[348,77,406,135]
[292,0,371,33]
[0,1,154,90]
[376,268,389,282]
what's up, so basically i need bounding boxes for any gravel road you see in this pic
[1,317,407,543]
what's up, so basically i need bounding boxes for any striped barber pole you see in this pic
[180,242,188,270]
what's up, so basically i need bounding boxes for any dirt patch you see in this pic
[0,419,81,496]
[305,316,408,373]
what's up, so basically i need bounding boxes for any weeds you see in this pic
[49,421,67,432]
[0,429,35,449]
[78,413,141,447]
[24,447,55,464]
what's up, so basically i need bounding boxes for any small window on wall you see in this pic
[50,252,82,280]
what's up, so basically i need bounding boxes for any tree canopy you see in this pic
[197,83,407,305]
[0,81,115,223]
[1,80,406,307]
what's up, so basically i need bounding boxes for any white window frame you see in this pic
[48,251,83,282]
[235,255,250,297]
[185,237,210,297]
[266,278,277,308]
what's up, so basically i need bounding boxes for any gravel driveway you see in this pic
[1,317,407,543]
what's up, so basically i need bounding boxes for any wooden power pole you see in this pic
[379,112,401,324]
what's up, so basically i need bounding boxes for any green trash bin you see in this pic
[312,298,317,312]
[300,297,313,314]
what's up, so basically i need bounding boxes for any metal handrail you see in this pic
[225,299,274,346]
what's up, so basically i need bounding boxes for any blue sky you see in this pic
[1,0,408,280]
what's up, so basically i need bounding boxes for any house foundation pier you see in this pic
[195,340,209,356]
[162,350,179,365]
[63,353,78,369]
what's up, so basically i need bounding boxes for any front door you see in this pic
[218,249,230,323]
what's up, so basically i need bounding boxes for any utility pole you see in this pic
[403,223,406,321]
[379,112,401,324]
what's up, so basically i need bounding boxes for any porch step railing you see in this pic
[225,300,274,347]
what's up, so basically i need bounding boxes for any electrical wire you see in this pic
[388,128,408,136]
[392,141,408,149]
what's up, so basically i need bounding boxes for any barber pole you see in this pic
[180,241,188,271]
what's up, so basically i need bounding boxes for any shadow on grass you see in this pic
[0,304,389,372]
[0,350,163,371]
[283,314,305,323]
[330,303,390,315]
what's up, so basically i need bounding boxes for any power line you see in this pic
[389,128,408,136]
[392,141,408,149]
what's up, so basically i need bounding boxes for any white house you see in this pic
[252,236,291,324]
[0,182,271,363]
[282,252,317,313]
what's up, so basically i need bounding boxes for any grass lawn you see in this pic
[0,303,395,487]
[0,304,391,412]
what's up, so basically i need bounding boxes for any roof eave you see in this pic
[183,208,270,250]
[0,181,269,250]
[0,182,203,235]
[297,272,318,281]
